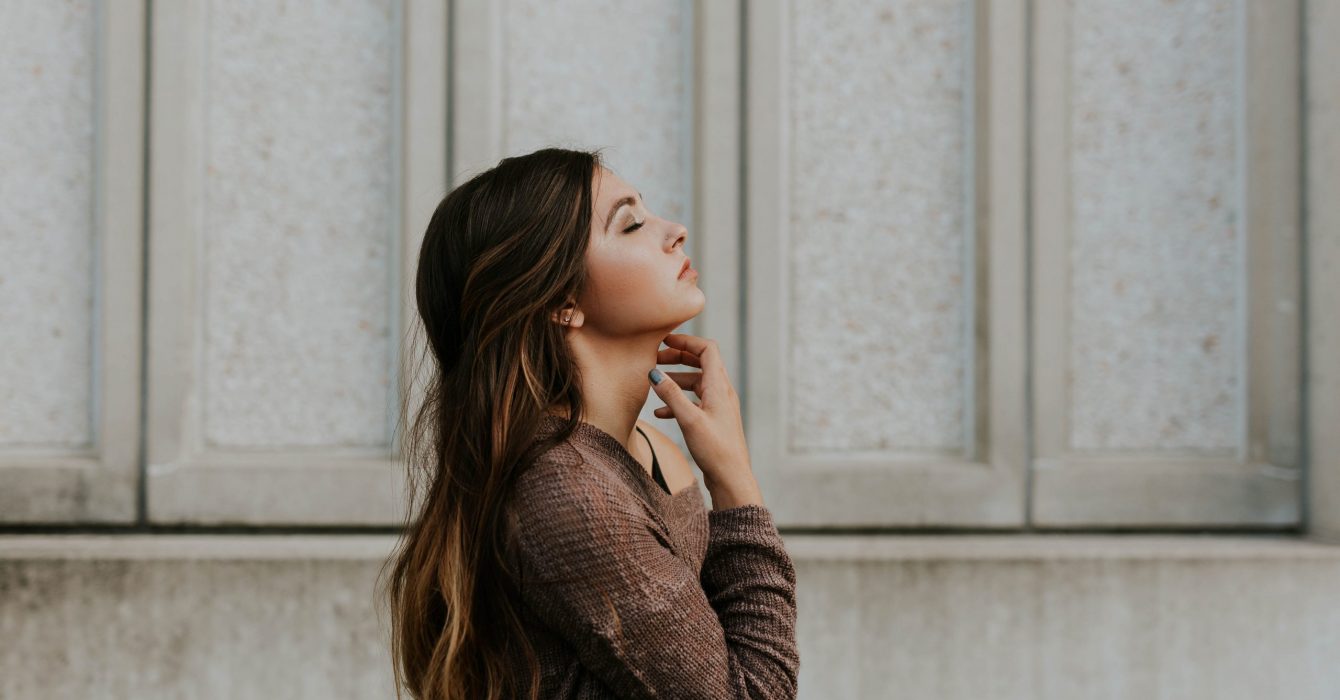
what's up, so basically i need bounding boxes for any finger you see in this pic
[664,334,722,374]
[653,400,699,418]
[664,334,727,393]
[660,333,713,358]
[662,370,702,393]
[648,368,701,422]
[656,345,701,368]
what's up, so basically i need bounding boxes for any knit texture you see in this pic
[502,414,800,699]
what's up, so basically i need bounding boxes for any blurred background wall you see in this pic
[1,0,1338,697]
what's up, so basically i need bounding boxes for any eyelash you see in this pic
[623,219,645,233]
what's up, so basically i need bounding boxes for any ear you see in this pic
[550,304,584,329]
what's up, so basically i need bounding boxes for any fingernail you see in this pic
[648,368,664,384]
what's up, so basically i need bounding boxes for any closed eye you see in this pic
[623,219,645,233]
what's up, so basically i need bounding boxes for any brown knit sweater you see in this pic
[502,413,800,699]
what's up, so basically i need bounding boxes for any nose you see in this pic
[669,224,687,250]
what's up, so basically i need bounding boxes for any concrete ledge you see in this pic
[0,534,401,560]
[4,534,1340,698]
[783,534,1340,561]
[2,533,1338,561]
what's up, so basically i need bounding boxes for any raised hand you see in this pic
[648,334,762,509]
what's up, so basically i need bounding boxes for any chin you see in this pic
[677,289,707,322]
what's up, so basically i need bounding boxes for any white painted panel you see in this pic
[0,0,145,523]
[0,0,96,447]
[747,0,1028,526]
[1068,0,1240,452]
[1030,0,1300,527]
[148,0,442,524]
[788,0,970,452]
[202,0,397,448]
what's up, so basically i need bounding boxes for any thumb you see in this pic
[648,368,697,421]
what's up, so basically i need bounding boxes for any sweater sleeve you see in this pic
[510,461,799,699]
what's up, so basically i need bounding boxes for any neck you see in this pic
[547,326,673,451]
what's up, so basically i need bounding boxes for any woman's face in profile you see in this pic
[576,167,704,335]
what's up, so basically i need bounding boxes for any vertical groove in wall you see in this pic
[497,0,507,160]
[138,0,154,526]
[1235,0,1249,460]
[447,0,458,187]
[1297,0,1310,533]
[962,0,977,464]
[1023,0,1036,530]
[737,0,748,419]
[386,0,405,450]
[683,0,696,342]
[91,0,106,459]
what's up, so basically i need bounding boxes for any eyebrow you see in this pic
[604,190,643,231]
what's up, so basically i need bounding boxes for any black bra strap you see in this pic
[633,426,672,495]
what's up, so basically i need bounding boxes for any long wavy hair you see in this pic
[377,147,605,700]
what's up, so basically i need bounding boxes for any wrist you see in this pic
[706,475,763,510]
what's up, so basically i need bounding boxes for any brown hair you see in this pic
[376,147,606,699]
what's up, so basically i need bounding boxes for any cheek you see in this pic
[589,249,658,296]
[582,248,665,318]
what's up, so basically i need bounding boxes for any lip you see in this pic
[677,258,694,279]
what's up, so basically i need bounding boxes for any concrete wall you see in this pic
[4,0,1340,698]
[3,535,1339,699]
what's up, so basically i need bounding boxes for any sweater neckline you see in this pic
[539,413,700,501]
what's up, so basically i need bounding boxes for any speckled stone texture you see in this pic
[202,0,396,448]
[0,0,96,447]
[795,555,1340,699]
[1068,0,1240,451]
[0,557,396,698]
[501,0,692,230]
[3,540,1340,699]
[787,0,969,452]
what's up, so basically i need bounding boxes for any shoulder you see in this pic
[634,419,687,462]
[635,420,692,482]
[510,441,650,533]
[515,439,618,499]
[634,418,664,441]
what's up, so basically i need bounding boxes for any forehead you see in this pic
[593,167,635,206]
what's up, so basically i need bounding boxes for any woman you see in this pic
[379,147,799,699]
